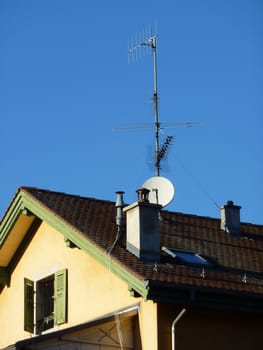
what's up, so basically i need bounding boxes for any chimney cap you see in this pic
[136,188,150,203]
[221,200,241,209]
[115,191,125,208]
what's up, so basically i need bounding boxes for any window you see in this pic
[162,247,211,266]
[36,275,55,332]
[24,269,67,334]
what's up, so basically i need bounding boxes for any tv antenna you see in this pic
[129,29,164,176]
[126,27,202,176]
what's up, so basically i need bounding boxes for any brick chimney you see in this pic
[123,188,162,262]
[220,200,241,236]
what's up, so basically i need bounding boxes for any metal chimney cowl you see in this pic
[123,190,162,262]
[220,200,241,236]
[115,191,125,227]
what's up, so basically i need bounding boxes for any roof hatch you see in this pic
[162,246,211,266]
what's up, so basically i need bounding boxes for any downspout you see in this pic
[171,308,186,350]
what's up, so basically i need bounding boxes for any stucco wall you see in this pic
[0,222,154,348]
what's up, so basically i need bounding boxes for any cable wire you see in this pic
[107,225,124,350]
[175,153,220,210]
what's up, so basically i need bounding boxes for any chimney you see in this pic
[220,200,241,236]
[123,188,162,262]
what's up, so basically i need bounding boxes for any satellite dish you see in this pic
[143,176,175,207]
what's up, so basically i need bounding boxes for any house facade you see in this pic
[0,186,262,349]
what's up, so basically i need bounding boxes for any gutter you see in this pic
[171,308,186,350]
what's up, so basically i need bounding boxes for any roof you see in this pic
[1,186,263,311]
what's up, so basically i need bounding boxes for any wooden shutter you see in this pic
[54,269,67,325]
[24,278,34,333]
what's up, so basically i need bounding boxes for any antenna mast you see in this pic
[129,33,161,176]
[152,36,160,176]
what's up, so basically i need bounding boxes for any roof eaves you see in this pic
[147,280,263,313]
[0,190,23,248]
[107,255,150,300]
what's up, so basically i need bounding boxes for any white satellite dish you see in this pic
[143,176,175,207]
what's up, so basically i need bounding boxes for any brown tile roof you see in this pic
[21,187,263,302]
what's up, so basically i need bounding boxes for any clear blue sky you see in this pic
[1,0,262,224]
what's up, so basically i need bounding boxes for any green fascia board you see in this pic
[20,191,149,300]
[0,192,23,247]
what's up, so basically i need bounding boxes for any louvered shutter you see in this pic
[54,269,67,325]
[24,278,34,333]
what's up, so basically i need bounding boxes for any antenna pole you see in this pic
[152,36,160,176]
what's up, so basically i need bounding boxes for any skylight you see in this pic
[162,246,211,266]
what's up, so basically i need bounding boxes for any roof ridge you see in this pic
[20,187,263,227]
[20,186,115,205]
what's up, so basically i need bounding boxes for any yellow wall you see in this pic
[139,300,158,350]
[0,222,158,349]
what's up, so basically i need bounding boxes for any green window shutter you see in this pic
[24,278,34,333]
[54,269,67,325]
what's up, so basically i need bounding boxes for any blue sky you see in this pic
[0,0,262,224]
